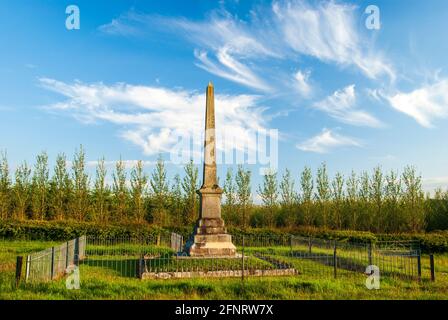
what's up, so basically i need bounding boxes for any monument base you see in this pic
[184,217,237,257]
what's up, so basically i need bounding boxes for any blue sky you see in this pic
[1,0,448,194]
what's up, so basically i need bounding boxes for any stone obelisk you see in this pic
[185,82,236,256]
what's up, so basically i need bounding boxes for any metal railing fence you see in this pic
[79,233,421,281]
[25,235,86,282]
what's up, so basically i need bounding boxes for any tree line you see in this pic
[0,147,447,233]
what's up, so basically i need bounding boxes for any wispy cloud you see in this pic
[293,70,312,97]
[98,1,394,92]
[313,85,382,127]
[422,176,448,193]
[39,78,270,158]
[97,10,147,37]
[272,1,395,81]
[296,128,361,153]
[194,49,271,92]
[383,79,448,128]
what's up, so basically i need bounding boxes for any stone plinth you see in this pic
[185,187,236,256]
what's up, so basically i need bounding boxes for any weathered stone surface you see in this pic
[184,82,236,257]
[141,268,297,280]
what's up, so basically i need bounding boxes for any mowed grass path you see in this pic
[0,240,447,300]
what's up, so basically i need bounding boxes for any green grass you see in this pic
[1,240,448,300]
[2,267,448,300]
[0,239,59,265]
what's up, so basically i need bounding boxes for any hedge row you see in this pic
[0,220,164,241]
[1,220,447,253]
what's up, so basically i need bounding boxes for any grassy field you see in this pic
[1,239,447,300]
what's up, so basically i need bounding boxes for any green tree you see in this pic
[370,166,384,232]
[31,151,49,220]
[112,158,128,222]
[71,146,90,221]
[257,169,278,228]
[182,160,199,225]
[280,169,297,207]
[13,162,31,220]
[316,163,330,228]
[50,153,71,220]
[331,172,344,229]
[346,171,359,229]
[235,165,252,228]
[130,160,148,223]
[223,168,237,225]
[150,156,169,225]
[299,166,314,226]
[92,158,109,222]
[402,166,425,232]
[384,170,402,232]
[279,169,297,227]
[170,174,184,227]
[358,171,370,230]
[0,151,11,220]
[427,188,448,231]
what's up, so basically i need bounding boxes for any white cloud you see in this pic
[293,70,312,97]
[314,85,382,127]
[194,49,271,92]
[296,128,361,153]
[272,1,394,80]
[97,10,147,36]
[423,176,448,193]
[39,78,270,158]
[98,1,394,91]
[384,79,448,127]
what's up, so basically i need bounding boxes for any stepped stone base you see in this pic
[184,217,236,257]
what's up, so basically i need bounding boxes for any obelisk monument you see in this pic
[185,82,237,256]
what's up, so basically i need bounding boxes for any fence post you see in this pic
[368,242,373,266]
[65,241,69,269]
[430,254,435,282]
[308,236,312,255]
[157,234,161,246]
[241,235,245,282]
[25,255,30,282]
[15,256,23,288]
[50,247,55,280]
[333,241,337,279]
[137,254,144,279]
[74,237,80,266]
[417,251,422,282]
[78,235,85,260]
